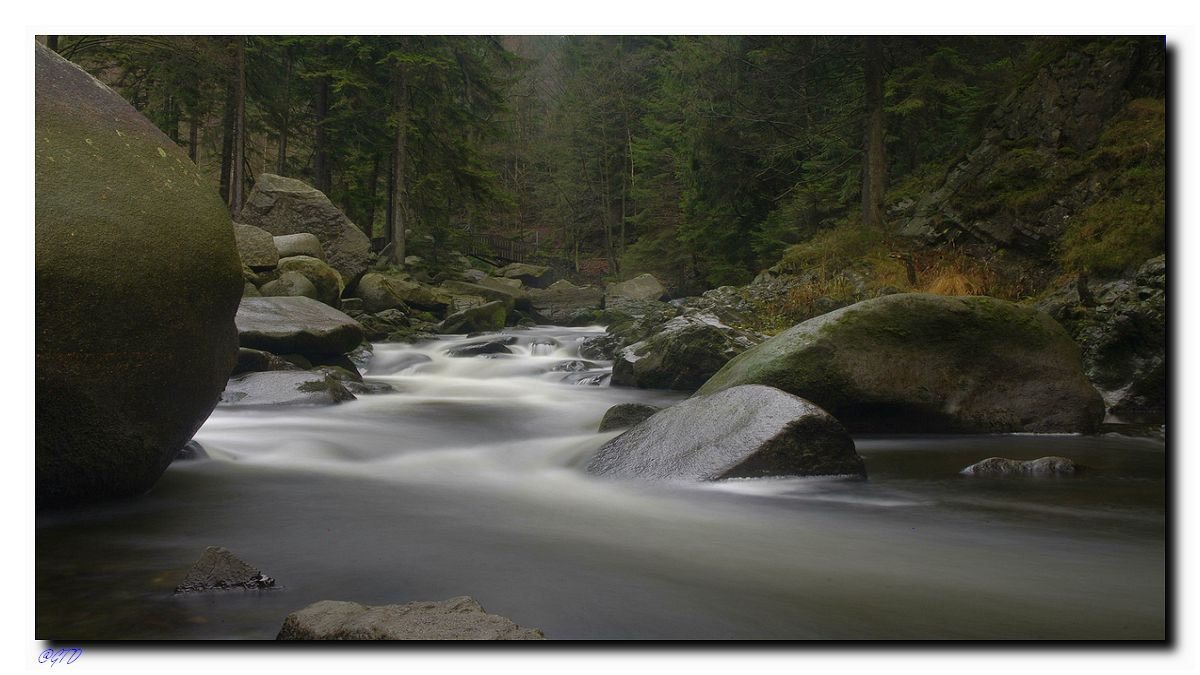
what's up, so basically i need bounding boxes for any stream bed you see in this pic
[36,325,1166,640]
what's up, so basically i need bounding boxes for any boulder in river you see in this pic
[498,262,555,289]
[233,222,280,270]
[175,546,275,593]
[441,279,526,310]
[273,232,326,261]
[276,255,344,307]
[611,313,764,391]
[960,456,1079,477]
[35,43,243,507]
[605,273,668,309]
[598,403,661,432]
[232,347,302,375]
[441,300,509,334]
[696,293,1106,433]
[527,280,604,325]
[586,384,864,481]
[258,270,319,300]
[220,371,356,406]
[446,336,517,358]
[277,596,545,640]
[239,173,371,285]
[236,296,364,356]
[353,271,446,313]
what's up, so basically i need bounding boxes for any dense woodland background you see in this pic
[45,35,1165,304]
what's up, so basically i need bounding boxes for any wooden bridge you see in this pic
[465,232,541,264]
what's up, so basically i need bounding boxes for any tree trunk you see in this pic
[228,37,247,214]
[46,36,59,52]
[861,36,886,230]
[313,71,331,193]
[276,50,291,175]
[218,79,235,204]
[364,152,381,238]
[187,108,199,163]
[389,65,410,266]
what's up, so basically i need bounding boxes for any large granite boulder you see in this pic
[220,371,356,406]
[697,293,1105,433]
[238,173,371,285]
[276,255,343,307]
[236,296,364,356]
[441,279,526,310]
[611,313,764,391]
[233,222,279,270]
[587,385,864,481]
[277,596,545,640]
[34,43,242,507]
[353,272,446,313]
[528,280,604,325]
[440,301,509,334]
[498,262,555,288]
[273,232,325,260]
[605,273,668,309]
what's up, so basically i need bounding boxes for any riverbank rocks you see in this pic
[528,280,604,325]
[354,271,446,313]
[259,270,319,300]
[35,43,243,508]
[499,262,555,288]
[441,301,509,334]
[960,456,1079,478]
[236,297,364,356]
[233,223,280,270]
[220,371,356,406]
[277,596,545,640]
[273,232,326,261]
[239,173,371,284]
[175,546,275,593]
[598,403,660,432]
[587,385,864,481]
[696,293,1105,433]
[611,313,764,391]
[442,279,525,310]
[276,255,343,307]
[605,273,668,309]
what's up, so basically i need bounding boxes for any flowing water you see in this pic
[36,326,1167,640]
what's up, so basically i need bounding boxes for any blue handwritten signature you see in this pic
[37,648,82,666]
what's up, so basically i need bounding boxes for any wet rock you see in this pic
[357,308,411,342]
[233,222,280,270]
[258,270,319,301]
[612,313,764,391]
[344,380,396,395]
[312,365,363,383]
[598,403,661,432]
[277,596,544,640]
[236,297,364,356]
[276,255,344,307]
[551,359,595,372]
[175,440,208,462]
[367,352,432,374]
[232,347,303,375]
[527,280,604,325]
[441,301,509,334]
[273,233,326,261]
[605,273,668,309]
[561,372,611,386]
[35,43,243,507]
[240,174,371,284]
[175,546,275,593]
[446,337,516,358]
[960,456,1079,477]
[587,385,864,481]
[697,293,1105,433]
[220,371,356,406]
[529,337,560,356]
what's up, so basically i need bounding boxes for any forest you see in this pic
[34,34,1167,642]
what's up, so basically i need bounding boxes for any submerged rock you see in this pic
[960,456,1079,477]
[697,293,1105,433]
[611,313,764,391]
[236,296,364,356]
[175,440,208,462]
[35,43,242,507]
[239,173,371,284]
[175,546,275,593]
[220,371,356,406]
[598,403,660,432]
[587,385,864,481]
[277,596,545,640]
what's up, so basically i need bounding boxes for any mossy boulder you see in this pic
[440,301,509,334]
[611,313,764,391]
[277,255,344,307]
[259,270,319,300]
[441,280,525,310]
[34,43,243,507]
[696,293,1105,433]
[587,385,864,481]
[353,272,446,313]
[233,222,280,270]
[527,280,604,325]
[238,174,371,285]
[597,403,660,432]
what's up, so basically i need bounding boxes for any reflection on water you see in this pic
[36,326,1166,640]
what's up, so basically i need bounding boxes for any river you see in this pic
[35,325,1166,640]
